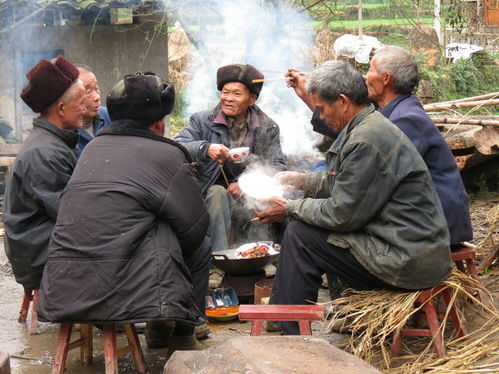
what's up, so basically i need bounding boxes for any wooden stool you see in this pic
[451,247,479,280]
[392,285,467,357]
[52,323,146,374]
[238,304,324,335]
[18,289,39,335]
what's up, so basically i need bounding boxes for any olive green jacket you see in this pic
[286,106,452,290]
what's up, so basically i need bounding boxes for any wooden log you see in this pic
[431,91,499,106]
[424,99,499,112]
[432,117,499,127]
[0,157,16,167]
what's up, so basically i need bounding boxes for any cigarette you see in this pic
[250,217,260,222]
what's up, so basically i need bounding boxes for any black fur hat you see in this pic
[216,64,264,98]
[106,72,175,126]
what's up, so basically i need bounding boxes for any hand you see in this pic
[285,69,314,111]
[256,196,288,223]
[207,144,230,163]
[274,171,307,190]
[227,182,243,199]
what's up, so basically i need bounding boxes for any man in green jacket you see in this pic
[256,60,452,335]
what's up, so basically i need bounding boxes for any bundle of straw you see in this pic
[323,270,497,372]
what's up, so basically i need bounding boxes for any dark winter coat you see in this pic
[3,118,78,290]
[175,104,286,194]
[310,95,472,245]
[37,120,210,324]
[76,106,111,154]
[287,106,452,290]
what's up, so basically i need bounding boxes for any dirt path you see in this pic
[0,191,497,373]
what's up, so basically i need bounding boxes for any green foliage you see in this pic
[168,88,187,138]
[450,58,481,98]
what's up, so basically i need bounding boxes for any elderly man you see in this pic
[75,64,111,154]
[37,72,210,355]
[3,56,85,292]
[175,64,286,252]
[258,61,452,335]
[287,46,472,248]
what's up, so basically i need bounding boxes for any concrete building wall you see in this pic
[0,13,168,140]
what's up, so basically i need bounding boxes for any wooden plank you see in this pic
[0,144,21,156]
[0,157,15,167]
[239,305,323,321]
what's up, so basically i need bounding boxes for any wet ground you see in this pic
[0,191,497,373]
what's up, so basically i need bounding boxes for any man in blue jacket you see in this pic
[75,64,111,154]
[287,46,472,248]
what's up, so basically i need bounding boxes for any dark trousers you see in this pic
[271,220,396,335]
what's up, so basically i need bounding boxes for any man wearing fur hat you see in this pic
[37,72,210,356]
[175,64,286,253]
[3,56,85,292]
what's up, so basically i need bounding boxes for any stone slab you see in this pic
[164,336,380,374]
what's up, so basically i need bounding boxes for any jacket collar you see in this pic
[33,117,79,148]
[97,119,192,162]
[379,94,411,118]
[211,104,261,130]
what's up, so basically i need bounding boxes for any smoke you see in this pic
[164,0,322,158]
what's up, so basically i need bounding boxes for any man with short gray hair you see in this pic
[257,60,452,335]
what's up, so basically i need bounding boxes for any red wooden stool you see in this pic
[52,323,146,374]
[451,247,479,280]
[238,304,324,335]
[392,285,467,357]
[18,289,39,335]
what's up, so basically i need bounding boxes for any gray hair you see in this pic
[307,60,368,105]
[373,45,418,94]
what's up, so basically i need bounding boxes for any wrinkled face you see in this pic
[365,57,386,103]
[310,92,347,133]
[61,81,87,130]
[220,82,256,121]
[78,69,101,119]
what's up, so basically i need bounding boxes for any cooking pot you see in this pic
[212,242,280,276]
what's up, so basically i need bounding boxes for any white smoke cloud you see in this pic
[164,0,322,158]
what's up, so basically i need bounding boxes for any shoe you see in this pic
[145,321,175,349]
[166,335,206,359]
[327,316,353,334]
[264,321,281,332]
[194,322,211,340]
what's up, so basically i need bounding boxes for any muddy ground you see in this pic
[0,191,497,374]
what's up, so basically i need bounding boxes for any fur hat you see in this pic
[20,56,80,113]
[106,72,175,126]
[216,64,264,97]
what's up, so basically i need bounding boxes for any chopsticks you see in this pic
[252,77,287,83]
[250,217,260,222]
[219,164,230,187]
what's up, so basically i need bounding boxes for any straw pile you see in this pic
[324,270,498,373]
[314,24,336,66]
[168,26,192,90]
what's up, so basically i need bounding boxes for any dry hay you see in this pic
[314,24,336,67]
[475,204,499,255]
[168,26,193,90]
[323,270,498,373]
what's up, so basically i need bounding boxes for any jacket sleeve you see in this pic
[174,113,211,162]
[22,148,74,221]
[286,142,398,231]
[311,110,340,139]
[391,112,429,157]
[158,161,210,253]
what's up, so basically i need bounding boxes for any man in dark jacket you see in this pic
[257,61,452,335]
[286,46,472,248]
[75,64,111,154]
[3,56,85,292]
[37,72,211,355]
[175,64,286,252]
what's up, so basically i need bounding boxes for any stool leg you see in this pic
[80,324,93,365]
[18,290,32,323]
[103,324,118,374]
[465,259,479,281]
[455,260,466,274]
[441,289,467,338]
[422,300,446,357]
[391,328,402,356]
[29,289,39,335]
[52,323,73,374]
[298,321,312,335]
[250,320,264,336]
[124,324,147,374]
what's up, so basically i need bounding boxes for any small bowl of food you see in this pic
[229,147,250,163]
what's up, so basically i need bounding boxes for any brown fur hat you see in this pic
[216,64,264,97]
[20,56,80,113]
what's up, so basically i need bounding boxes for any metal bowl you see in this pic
[212,243,279,276]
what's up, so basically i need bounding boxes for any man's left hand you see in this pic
[227,182,243,199]
[256,196,288,223]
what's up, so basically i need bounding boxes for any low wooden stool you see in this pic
[52,323,146,374]
[18,289,39,335]
[451,247,479,280]
[392,285,467,357]
[238,304,324,335]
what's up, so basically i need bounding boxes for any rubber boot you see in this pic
[194,322,211,340]
[145,320,175,349]
[166,335,206,359]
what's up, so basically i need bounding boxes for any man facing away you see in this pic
[257,61,452,335]
[37,72,211,357]
[3,56,85,292]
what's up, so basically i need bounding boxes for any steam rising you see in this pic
[165,0,322,158]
